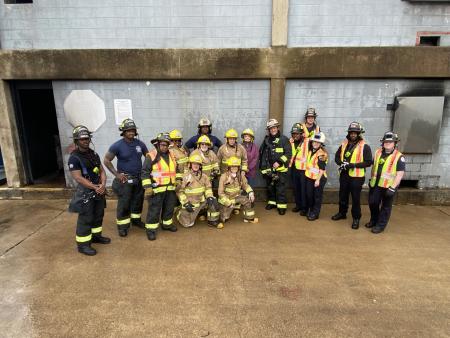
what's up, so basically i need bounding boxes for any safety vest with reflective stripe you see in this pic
[305,148,328,180]
[289,138,308,171]
[301,123,320,138]
[369,148,403,188]
[340,139,366,178]
[143,151,176,187]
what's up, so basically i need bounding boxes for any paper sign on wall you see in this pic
[114,99,133,125]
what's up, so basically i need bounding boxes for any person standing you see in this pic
[332,122,373,229]
[259,119,292,215]
[366,132,405,234]
[185,118,222,151]
[168,129,189,184]
[289,123,309,216]
[304,132,328,221]
[104,118,148,237]
[141,133,178,241]
[301,107,320,138]
[68,126,110,256]
[217,128,248,174]
[241,128,259,187]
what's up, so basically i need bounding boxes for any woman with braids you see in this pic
[68,126,110,256]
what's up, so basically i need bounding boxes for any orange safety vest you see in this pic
[340,139,366,177]
[302,123,320,138]
[305,148,328,180]
[149,150,177,186]
[370,148,403,188]
[290,138,309,171]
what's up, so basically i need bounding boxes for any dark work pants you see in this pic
[145,189,177,231]
[368,186,394,230]
[305,176,327,217]
[112,177,145,230]
[266,172,288,209]
[338,171,365,219]
[76,196,106,247]
[291,169,307,212]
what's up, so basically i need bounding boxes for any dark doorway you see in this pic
[10,81,64,186]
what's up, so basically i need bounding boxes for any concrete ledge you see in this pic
[1,187,449,206]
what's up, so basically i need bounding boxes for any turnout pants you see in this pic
[219,195,255,222]
[145,189,177,231]
[177,201,220,227]
[291,169,307,212]
[76,196,106,247]
[368,186,394,230]
[112,177,144,231]
[305,176,327,217]
[338,172,365,219]
[266,172,288,210]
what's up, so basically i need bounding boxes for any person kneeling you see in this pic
[177,154,220,228]
[218,157,258,228]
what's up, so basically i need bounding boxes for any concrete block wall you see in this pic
[289,0,450,46]
[52,80,270,187]
[0,0,272,49]
[284,79,450,188]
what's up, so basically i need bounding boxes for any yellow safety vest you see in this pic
[370,148,403,188]
[290,138,309,171]
[340,139,366,177]
[305,148,328,180]
[301,123,320,138]
[150,152,176,186]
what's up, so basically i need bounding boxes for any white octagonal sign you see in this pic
[63,90,106,132]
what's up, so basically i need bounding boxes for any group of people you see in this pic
[68,107,405,256]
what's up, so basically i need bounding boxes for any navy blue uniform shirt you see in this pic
[108,138,148,176]
[68,149,101,185]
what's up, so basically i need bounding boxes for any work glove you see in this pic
[386,186,396,198]
[339,162,349,171]
[207,197,219,210]
[184,202,195,213]
[248,192,255,203]
[144,188,154,197]
[347,163,356,169]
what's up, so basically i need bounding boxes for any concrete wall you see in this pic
[289,0,450,46]
[284,79,450,188]
[52,80,270,187]
[0,0,272,49]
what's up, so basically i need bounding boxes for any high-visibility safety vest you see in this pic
[340,139,366,177]
[305,148,328,180]
[142,151,176,192]
[301,123,320,138]
[370,148,403,188]
[290,138,308,171]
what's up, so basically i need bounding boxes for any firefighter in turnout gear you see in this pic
[217,128,248,174]
[190,135,220,181]
[141,133,178,241]
[305,132,328,221]
[259,118,292,215]
[169,129,189,185]
[68,126,110,256]
[332,122,373,229]
[176,154,220,228]
[289,123,309,216]
[104,118,148,237]
[366,132,405,234]
[301,107,320,138]
[218,156,258,228]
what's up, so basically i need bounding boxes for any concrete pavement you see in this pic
[0,200,449,337]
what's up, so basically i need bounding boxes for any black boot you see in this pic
[146,230,156,241]
[371,226,385,234]
[265,204,276,210]
[278,208,286,215]
[118,228,128,237]
[299,210,307,216]
[331,212,347,221]
[364,221,375,228]
[307,213,318,221]
[77,244,97,256]
[351,218,360,230]
[162,225,178,232]
[131,219,145,229]
[292,206,301,212]
[92,235,111,244]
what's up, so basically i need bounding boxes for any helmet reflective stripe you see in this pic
[225,129,238,138]
[266,119,280,129]
[311,132,326,144]
[198,118,212,127]
[119,118,137,131]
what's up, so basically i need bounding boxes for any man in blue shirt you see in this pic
[185,117,222,152]
[104,119,149,237]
